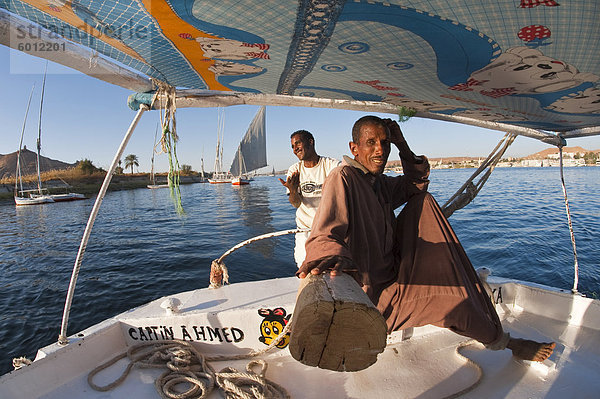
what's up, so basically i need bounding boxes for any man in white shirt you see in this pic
[279,130,340,266]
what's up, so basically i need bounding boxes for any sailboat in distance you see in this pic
[14,64,85,204]
[208,107,232,184]
[230,106,267,186]
[14,84,54,206]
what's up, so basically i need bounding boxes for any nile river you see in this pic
[1,167,598,375]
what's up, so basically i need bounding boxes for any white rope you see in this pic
[88,50,99,69]
[151,78,184,215]
[559,147,580,294]
[442,340,483,399]
[12,356,32,370]
[209,229,309,288]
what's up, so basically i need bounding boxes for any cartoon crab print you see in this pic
[518,25,552,48]
[519,0,560,8]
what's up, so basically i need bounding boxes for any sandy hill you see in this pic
[525,146,598,159]
[0,148,75,180]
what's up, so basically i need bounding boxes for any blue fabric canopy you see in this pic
[2,0,599,134]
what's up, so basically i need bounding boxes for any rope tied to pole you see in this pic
[12,356,32,370]
[209,259,230,288]
[151,78,184,215]
[558,146,580,294]
[209,229,309,288]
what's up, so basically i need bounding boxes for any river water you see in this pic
[1,167,599,376]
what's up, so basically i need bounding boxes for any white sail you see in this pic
[15,84,36,197]
[229,106,267,177]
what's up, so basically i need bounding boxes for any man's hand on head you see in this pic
[382,118,407,146]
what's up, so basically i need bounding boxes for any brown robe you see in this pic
[301,155,503,345]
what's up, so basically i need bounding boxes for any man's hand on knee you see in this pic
[297,256,354,278]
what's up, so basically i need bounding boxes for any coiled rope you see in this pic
[88,319,292,398]
[12,356,32,370]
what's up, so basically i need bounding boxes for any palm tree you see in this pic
[124,154,139,174]
[77,158,97,175]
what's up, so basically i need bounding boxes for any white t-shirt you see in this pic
[286,156,341,229]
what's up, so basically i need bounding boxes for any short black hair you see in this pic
[291,129,314,143]
[351,115,388,142]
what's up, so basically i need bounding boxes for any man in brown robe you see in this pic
[298,115,555,361]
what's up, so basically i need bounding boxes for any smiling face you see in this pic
[349,122,391,175]
[290,134,315,161]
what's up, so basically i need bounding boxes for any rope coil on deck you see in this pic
[88,320,292,398]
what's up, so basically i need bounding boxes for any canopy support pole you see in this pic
[58,104,149,345]
[558,147,580,294]
[441,132,516,218]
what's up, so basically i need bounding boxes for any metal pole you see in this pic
[58,105,148,345]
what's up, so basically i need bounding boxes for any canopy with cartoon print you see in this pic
[2,2,600,398]
[1,0,599,144]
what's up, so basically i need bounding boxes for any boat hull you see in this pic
[14,195,55,206]
[146,184,170,189]
[1,275,599,398]
[231,177,250,185]
[51,193,86,201]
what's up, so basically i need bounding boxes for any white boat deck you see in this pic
[1,276,599,398]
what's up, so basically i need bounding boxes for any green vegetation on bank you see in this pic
[0,159,205,200]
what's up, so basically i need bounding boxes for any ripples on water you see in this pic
[1,167,598,375]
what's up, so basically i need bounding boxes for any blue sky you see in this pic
[2,46,600,174]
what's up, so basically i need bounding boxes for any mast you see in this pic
[237,147,243,178]
[150,124,158,185]
[36,62,48,195]
[214,107,225,174]
[201,149,205,179]
[16,85,36,196]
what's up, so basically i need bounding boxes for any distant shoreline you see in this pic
[0,173,206,200]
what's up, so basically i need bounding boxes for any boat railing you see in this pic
[209,228,309,289]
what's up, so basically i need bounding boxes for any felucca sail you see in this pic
[229,106,267,178]
[14,68,55,205]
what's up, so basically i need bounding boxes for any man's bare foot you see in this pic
[507,338,556,361]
